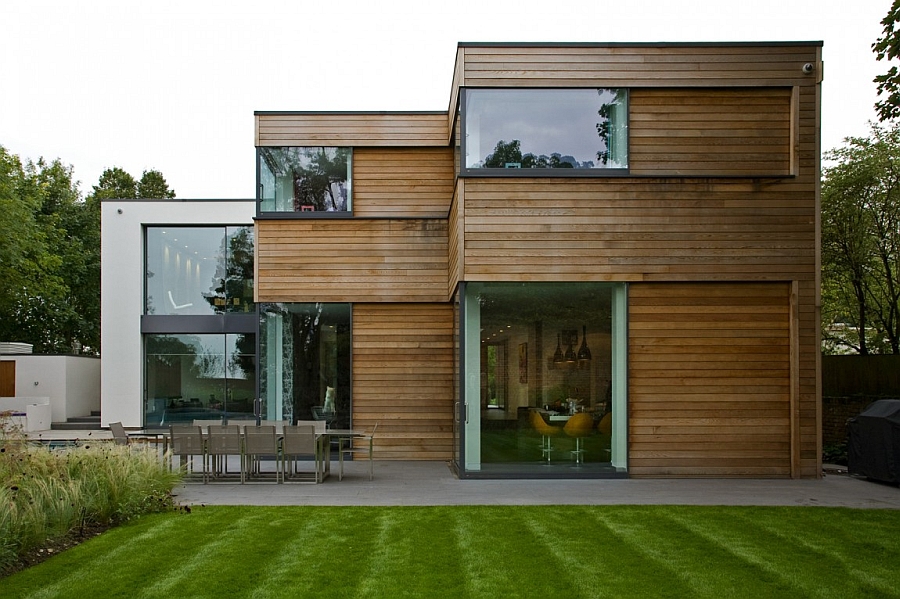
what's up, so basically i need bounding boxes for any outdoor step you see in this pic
[67,415,101,424]
[51,421,102,431]
[90,410,101,417]
[50,414,102,431]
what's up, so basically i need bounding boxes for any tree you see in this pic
[874,0,900,121]
[90,167,137,200]
[0,151,177,355]
[137,169,175,199]
[0,147,77,352]
[821,123,900,354]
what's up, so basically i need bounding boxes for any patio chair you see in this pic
[281,425,323,483]
[169,425,207,482]
[243,425,279,483]
[207,424,243,483]
[109,421,128,446]
[339,422,378,481]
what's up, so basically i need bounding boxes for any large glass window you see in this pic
[460,282,627,477]
[258,147,351,213]
[144,333,256,426]
[145,226,255,316]
[259,303,351,429]
[463,88,628,173]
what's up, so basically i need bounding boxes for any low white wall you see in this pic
[2,355,100,423]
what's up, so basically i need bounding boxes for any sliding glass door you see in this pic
[459,282,627,477]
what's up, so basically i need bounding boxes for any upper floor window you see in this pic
[462,88,628,175]
[258,147,351,213]
[145,226,255,316]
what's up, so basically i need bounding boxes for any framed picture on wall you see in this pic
[519,342,528,384]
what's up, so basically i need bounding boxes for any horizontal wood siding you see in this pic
[628,283,792,477]
[256,113,448,147]
[353,304,455,460]
[460,44,820,88]
[353,148,454,218]
[256,220,448,303]
[461,178,816,282]
[629,89,792,176]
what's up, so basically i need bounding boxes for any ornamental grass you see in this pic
[0,414,181,574]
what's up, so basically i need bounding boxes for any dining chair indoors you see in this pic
[564,412,595,465]
[530,410,561,464]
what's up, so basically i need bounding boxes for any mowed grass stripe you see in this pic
[247,509,351,598]
[734,507,900,597]
[594,506,793,598]
[18,515,182,599]
[452,506,583,598]
[137,510,272,598]
[522,506,650,599]
[660,506,883,598]
[354,507,465,598]
[4,506,900,599]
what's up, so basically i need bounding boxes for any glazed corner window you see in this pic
[463,88,628,173]
[145,226,255,316]
[258,147,351,213]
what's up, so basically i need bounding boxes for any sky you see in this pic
[0,0,893,199]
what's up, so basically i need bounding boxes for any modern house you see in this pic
[102,41,823,480]
[253,41,822,479]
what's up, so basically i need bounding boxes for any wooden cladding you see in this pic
[255,112,448,147]
[629,88,793,176]
[457,44,821,89]
[353,148,454,218]
[628,282,792,477]
[352,304,455,460]
[256,219,448,303]
[460,178,816,282]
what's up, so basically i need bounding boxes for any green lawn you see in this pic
[2,505,898,598]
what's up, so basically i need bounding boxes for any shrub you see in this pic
[0,414,182,573]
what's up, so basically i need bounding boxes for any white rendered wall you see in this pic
[1,355,99,423]
[100,200,254,427]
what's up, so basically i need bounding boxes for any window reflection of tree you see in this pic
[203,226,254,314]
[596,89,628,166]
[478,88,627,169]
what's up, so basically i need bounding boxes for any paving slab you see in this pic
[172,460,900,509]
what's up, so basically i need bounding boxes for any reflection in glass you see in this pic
[143,333,256,426]
[258,147,351,212]
[145,226,255,316]
[462,282,625,476]
[464,89,628,170]
[259,303,351,429]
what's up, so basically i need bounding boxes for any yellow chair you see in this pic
[564,412,595,464]
[597,412,612,436]
[531,410,561,463]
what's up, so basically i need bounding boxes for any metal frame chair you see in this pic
[243,425,279,483]
[281,425,323,483]
[207,424,243,483]
[339,422,378,481]
[169,425,207,482]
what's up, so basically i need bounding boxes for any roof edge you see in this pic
[456,41,824,48]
